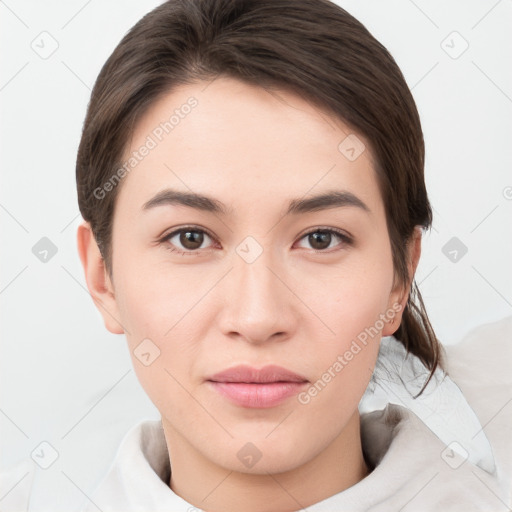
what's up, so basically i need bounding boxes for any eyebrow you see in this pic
[142,188,371,216]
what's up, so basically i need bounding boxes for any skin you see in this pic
[77,76,421,512]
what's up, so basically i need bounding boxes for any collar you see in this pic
[359,335,496,474]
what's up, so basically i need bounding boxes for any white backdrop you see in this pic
[1,0,511,510]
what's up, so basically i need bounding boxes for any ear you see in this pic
[76,220,125,334]
[382,226,422,336]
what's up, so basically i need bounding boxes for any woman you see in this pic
[73,0,510,510]
[2,0,509,510]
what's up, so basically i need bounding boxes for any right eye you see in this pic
[159,226,216,255]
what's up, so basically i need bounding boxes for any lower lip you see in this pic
[208,381,308,408]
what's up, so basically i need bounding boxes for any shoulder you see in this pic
[441,315,512,501]
[442,315,512,428]
[442,315,512,384]
[341,402,509,511]
[0,419,165,512]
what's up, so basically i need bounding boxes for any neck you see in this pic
[163,411,369,512]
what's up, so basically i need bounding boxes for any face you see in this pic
[85,76,410,474]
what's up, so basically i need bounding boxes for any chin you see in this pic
[207,434,316,475]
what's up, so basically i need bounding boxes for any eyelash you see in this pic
[158,226,353,256]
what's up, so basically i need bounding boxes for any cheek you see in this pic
[307,290,385,399]
[115,273,197,363]
[112,272,200,416]
[297,278,388,422]
[307,255,394,337]
[112,249,202,335]
[299,253,394,394]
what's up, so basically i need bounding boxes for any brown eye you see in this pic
[296,228,352,252]
[161,227,214,255]
[179,229,204,250]
[308,231,332,250]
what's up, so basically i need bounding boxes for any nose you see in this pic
[217,244,297,345]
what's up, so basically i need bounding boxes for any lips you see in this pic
[206,364,309,408]
[206,364,308,384]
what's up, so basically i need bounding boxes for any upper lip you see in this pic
[207,364,308,384]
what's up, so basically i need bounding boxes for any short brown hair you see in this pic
[76,0,444,393]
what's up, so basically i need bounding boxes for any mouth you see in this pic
[206,364,309,408]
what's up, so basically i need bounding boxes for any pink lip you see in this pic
[206,364,308,408]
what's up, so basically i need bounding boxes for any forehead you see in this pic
[116,76,382,217]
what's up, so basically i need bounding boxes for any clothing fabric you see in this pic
[2,316,511,511]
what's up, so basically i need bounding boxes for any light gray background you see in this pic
[1,0,511,509]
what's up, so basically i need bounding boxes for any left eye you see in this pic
[296,229,352,251]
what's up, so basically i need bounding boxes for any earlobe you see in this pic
[76,221,125,334]
[382,226,422,337]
